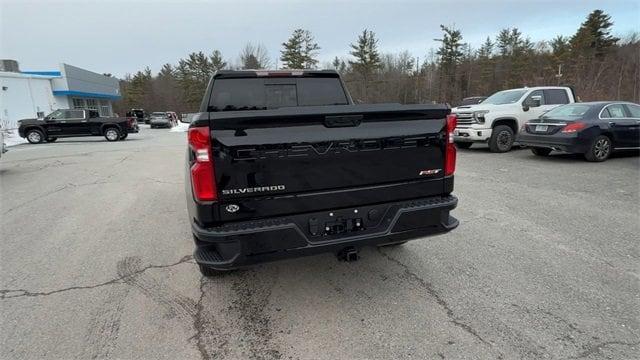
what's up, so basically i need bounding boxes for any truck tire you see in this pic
[584,135,612,162]
[46,137,58,143]
[456,142,472,149]
[26,129,44,144]
[120,133,128,140]
[531,147,551,156]
[104,127,121,142]
[489,125,514,153]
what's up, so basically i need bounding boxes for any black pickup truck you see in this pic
[185,70,459,275]
[18,109,138,143]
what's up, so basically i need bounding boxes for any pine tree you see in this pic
[570,9,619,57]
[301,30,321,68]
[281,29,305,68]
[125,68,153,108]
[210,50,227,72]
[332,56,347,73]
[281,29,320,69]
[349,29,381,101]
[477,37,494,58]
[332,56,341,69]
[175,50,227,110]
[435,25,464,102]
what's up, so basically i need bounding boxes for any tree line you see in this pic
[114,9,639,115]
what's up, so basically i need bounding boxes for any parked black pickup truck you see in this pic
[18,109,138,143]
[185,70,459,275]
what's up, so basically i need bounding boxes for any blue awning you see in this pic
[21,71,62,76]
[53,90,121,100]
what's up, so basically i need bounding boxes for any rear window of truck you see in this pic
[209,77,349,111]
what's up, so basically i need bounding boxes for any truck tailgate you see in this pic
[209,104,451,220]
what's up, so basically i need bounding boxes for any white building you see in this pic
[0,61,121,129]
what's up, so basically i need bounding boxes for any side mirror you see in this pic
[522,105,530,112]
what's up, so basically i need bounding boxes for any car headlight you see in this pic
[473,110,489,123]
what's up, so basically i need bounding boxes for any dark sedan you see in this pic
[517,102,640,162]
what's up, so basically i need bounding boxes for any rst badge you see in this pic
[419,169,442,176]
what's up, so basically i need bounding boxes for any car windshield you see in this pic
[460,97,485,106]
[151,112,167,117]
[483,90,527,105]
[541,104,591,119]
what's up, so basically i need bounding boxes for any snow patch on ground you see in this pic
[170,122,189,133]
[3,129,27,147]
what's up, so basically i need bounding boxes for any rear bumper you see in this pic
[192,195,458,269]
[517,133,587,153]
[150,121,171,127]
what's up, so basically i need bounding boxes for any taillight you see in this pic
[445,114,457,176]
[188,127,217,201]
[561,121,587,133]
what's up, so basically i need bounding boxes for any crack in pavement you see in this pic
[377,248,496,350]
[571,340,640,359]
[145,177,183,185]
[1,148,134,164]
[2,179,125,215]
[2,184,72,214]
[189,277,232,360]
[192,277,210,360]
[0,255,194,300]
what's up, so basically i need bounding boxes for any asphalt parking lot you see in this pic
[1,127,639,359]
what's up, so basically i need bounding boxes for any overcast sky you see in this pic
[1,0,638,78]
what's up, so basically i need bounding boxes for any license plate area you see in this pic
[305,204,395,241]
[535,125,548,132]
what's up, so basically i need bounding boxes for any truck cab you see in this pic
[452,86,576,152]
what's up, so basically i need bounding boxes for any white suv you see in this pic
[452,86,576,152]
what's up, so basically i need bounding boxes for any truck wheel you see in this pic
[46,137,58,143]
[584,135,612,162]
[489,125,514,153]
[456,142,472,149]
[531,147,551,156]
[198,265,222,277]
[104,128,121,142]
[26,129,44,144]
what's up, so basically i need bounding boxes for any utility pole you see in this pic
[555,64,563,85]
[415,57,420,103]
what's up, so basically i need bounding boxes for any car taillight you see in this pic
[445,114,457,176]
[561,121,587,133]
[188,127,217,202]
